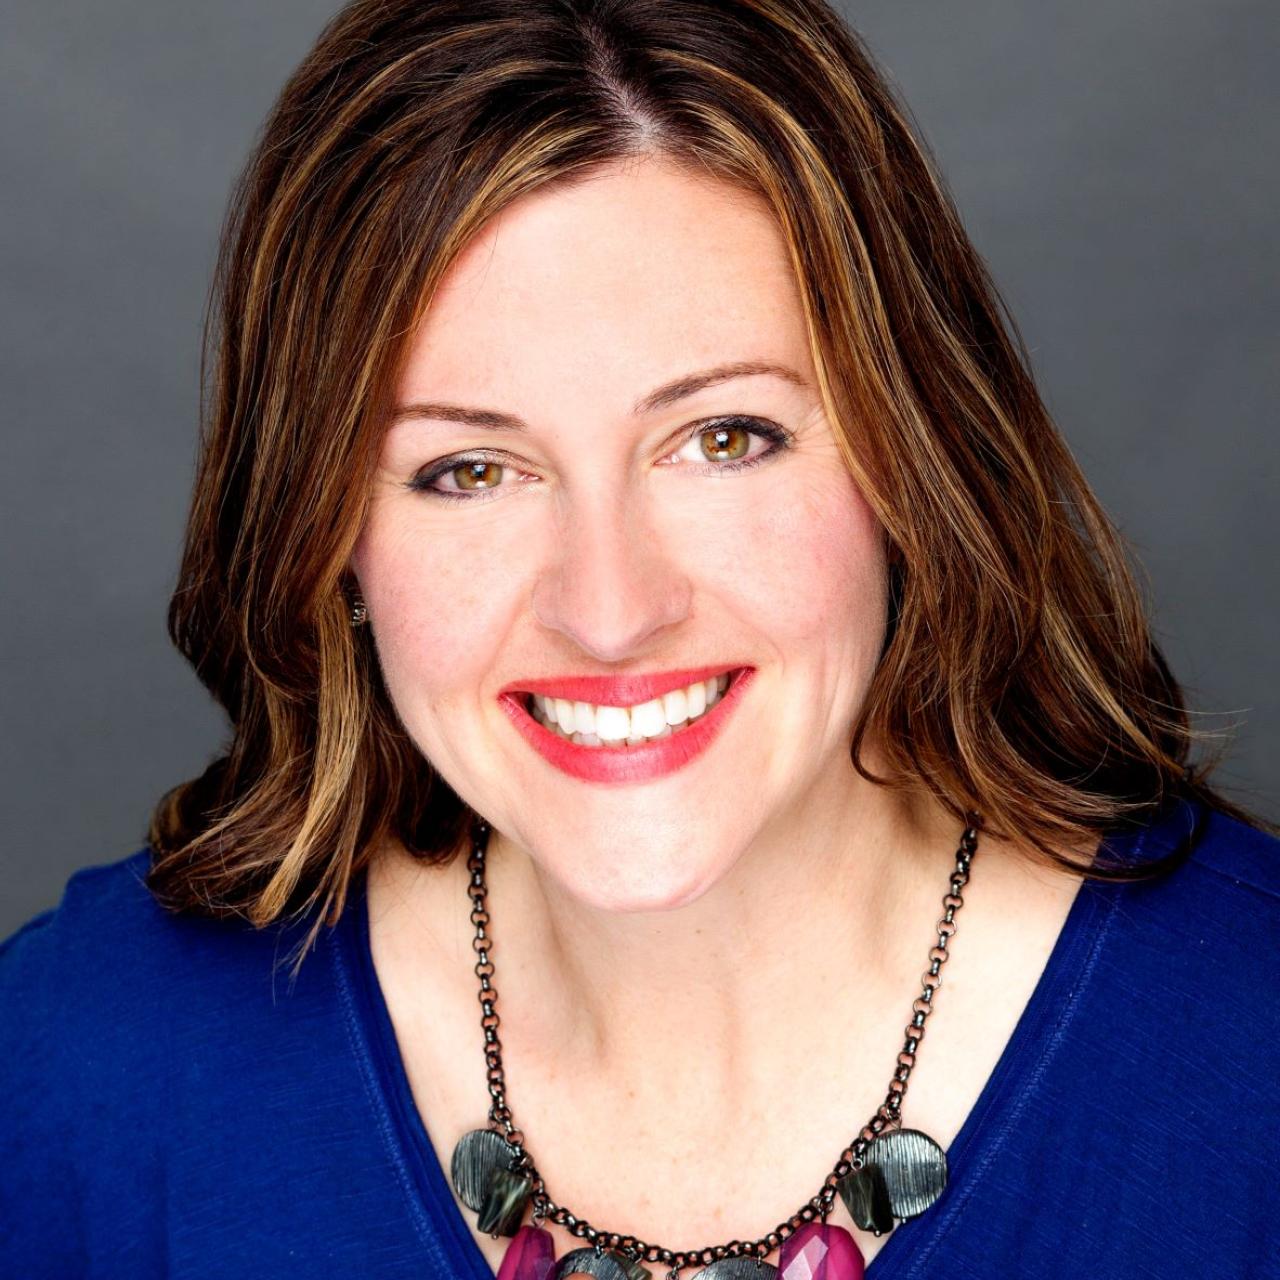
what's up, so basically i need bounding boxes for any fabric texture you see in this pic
[3,794,1278,1278]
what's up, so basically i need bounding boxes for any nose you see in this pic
[530,486,692,663]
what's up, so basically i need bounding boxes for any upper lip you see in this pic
[501,664,748,707]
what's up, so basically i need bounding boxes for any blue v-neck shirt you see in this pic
[3,794,1278,1278]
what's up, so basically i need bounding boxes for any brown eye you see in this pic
[700,423,752,463]
[666,415,792,477]
[407,452,529,501]
[453,460,504,491]
[409,416,790,503]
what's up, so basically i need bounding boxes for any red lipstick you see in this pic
[500,664,740,708]
[498,666,755,784]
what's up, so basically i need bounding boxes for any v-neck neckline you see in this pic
[332,808,1176,1278]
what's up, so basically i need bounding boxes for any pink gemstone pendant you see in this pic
[777,1222,866,1280]
[496,1223,558,1280]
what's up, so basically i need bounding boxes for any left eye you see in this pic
[406,415,791,502]
[664,416,789,470]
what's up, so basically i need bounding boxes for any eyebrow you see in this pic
[390,360,808,432]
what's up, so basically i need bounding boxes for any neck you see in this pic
[465,768,967,1092]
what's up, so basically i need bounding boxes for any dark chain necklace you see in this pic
[449,814,981,1278]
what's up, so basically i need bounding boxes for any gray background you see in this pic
[3,1,1276,936]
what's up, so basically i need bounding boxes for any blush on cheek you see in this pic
[351,517,511,708]
[381,565,505,688]
[739,470,885,637]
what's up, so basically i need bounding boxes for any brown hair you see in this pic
[147,0,1272,974]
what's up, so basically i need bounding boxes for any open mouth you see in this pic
[518,667,748,749]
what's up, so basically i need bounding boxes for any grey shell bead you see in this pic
[450,1128,520,1211]
[476,1165,534,1237]
[689,1258,779,1278]
[864,1127,948,1220]
[836,1159,896,1234]
[554,1247,650,1278]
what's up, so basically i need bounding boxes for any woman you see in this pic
[3,1,1276,1276]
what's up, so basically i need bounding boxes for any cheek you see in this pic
[350,508,522,705]
[727,467,886,649]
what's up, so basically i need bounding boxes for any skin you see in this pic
[349,154,1087,1264]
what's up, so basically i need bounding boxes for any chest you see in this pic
[365,867,1083,1276]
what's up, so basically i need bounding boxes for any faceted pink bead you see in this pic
[496,1223,557,1280]
[778,1222,866,1280]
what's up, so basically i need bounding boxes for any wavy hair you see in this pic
[147,0,1271,976]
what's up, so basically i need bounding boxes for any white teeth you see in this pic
[630,698,668,738]
[594,705,631,743]
[687,680,706,718]
[662,687,688,727]
[529,671,735,747]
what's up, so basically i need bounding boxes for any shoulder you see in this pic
[0,847,292,1012]
[4,846,165,964]
[1,848,164,1033]
[937,802,1280,1277]
[0,851,369,1267]
[1090,796,1280,1056]
[0,846,320,1122]
[1183,800,1280,902]
[1118,795,1280,937]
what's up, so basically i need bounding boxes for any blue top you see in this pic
[2,794,1278,1278]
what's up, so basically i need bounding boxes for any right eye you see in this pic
[406,455,529,502]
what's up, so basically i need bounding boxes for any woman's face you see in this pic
[351,156,888,911]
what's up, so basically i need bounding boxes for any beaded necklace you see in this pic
[449,815,980,1278]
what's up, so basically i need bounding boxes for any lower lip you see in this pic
[498,668,756,784]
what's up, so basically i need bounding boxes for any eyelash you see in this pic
[404,417,793,501]
[404,416,792,503]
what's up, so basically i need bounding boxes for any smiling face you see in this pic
[350,155,890,911]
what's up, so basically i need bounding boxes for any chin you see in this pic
[549,848,727,915]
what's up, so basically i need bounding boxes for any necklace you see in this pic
[449,814,981,1279]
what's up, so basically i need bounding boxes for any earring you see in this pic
[350,593,368,627]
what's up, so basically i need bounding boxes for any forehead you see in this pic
[397,158,813,411]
